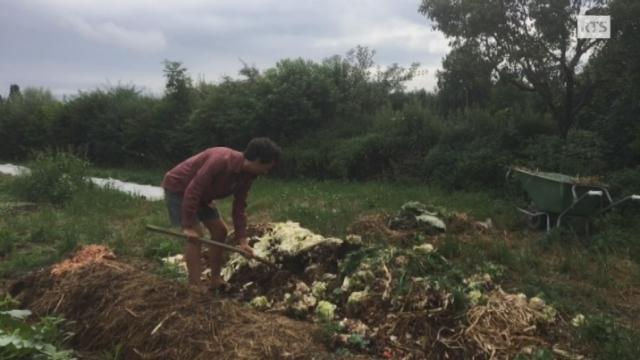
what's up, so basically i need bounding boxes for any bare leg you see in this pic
[185,224,204,286]
[202,218,228,288]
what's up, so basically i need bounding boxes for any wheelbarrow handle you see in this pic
[145,224,277,269]
[505,168,514,182]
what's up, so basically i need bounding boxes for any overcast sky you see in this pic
[0,0,450,98]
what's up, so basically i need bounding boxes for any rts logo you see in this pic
[577,15,610,39]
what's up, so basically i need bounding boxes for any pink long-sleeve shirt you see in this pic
[161,147,255,240]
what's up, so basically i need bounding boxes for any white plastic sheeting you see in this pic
[0,164,164,201]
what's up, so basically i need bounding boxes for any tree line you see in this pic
[1,0,638,192]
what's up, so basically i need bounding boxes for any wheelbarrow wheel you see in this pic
[527,213,545,230]
[524,203,556,231]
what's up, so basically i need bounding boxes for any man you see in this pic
[161,137,281,289]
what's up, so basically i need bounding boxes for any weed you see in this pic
[9,150,90,205]
[0,295,75,359]
[153,261,187,282]
[143,237,182,258]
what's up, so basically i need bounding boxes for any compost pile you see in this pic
[167,203,578,359]
[8,246,329,360]
[6,202,580,359]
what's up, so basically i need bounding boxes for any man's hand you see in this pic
[183,227,200,242]
[237,239,254,257]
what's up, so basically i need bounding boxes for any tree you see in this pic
[157,60,194,162]
[0,87,59,160]
[420,0,608,138]
[436,42,495,113]
[163,60,193,114]
[579,0,640,168]
[9,84,21,101]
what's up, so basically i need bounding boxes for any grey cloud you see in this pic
[0,0,446,97]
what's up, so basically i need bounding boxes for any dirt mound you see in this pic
[211,220,578,359]
[8,256,329,360]
[50,244,115,276]
[347,213,414,244]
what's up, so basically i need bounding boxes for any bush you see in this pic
[0,88,61,161]
[607,166,640,196]
[327,134,392,180]
[423,136,515,190]
[11,151,90,205]
[372,101,443,179]
[521,130,608,176]
[282,145,331,179]
[56,86,160,166]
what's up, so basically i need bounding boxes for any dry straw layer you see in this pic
[9,247,329,360]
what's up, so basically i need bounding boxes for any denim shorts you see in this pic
[164,190,220,227]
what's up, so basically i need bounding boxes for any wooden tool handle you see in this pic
[145,224,277,269]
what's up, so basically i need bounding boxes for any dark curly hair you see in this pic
[244,137,282,164]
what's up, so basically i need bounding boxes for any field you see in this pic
[1,168,640,359]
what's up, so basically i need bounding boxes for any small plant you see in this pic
[347,333,369,350]
[0,296,75,359]
[143,238,182,258]
[10,151,90,205]
[319,320,343,343]
[154,260,187,282]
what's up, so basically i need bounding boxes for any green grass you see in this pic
[0,174,169,277]
[0,172,516,280]
[218,177,517,237]
[0,173,514,274]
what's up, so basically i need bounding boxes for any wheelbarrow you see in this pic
[506,167,640,232]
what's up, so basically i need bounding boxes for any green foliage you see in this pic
[0,228,18,258]
[346,334,369,350]
[327,134,391,180]
[607,166,640,197]
[143,237,182,259]
[580,0,640,169]
[259,58,335,144]
[319,320,343,342]
[521,130,607,176]
[52,86,159,166]
[0,296,75,360]
[188,76,261,150]
[10,151,89,205]
[422,109,517,189]
[0,88,61,160]
[163,60,193,106]
[0,32,637,189]
[419,0,608,138]
[154,261,187,282]
[437,43,494,113]
[282,145,331,179]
